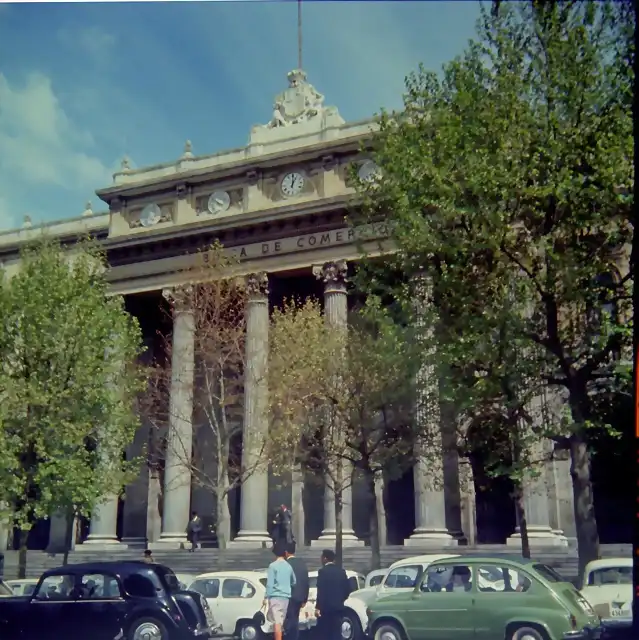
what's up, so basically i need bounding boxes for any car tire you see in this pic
[127,616,168,640]
[340,610,362,640]
[238,621,262,640]
[508,626,548,640]
[373,621,405,640]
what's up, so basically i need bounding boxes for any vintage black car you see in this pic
[0,560,221,640]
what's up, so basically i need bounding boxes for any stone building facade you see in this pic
[0,70,576,551]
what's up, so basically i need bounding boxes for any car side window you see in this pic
[422,565,473,593]
[191,579,220,599]
[384,565,422,589]
[370,575,384,587]
[123,573,157,598]
[79,573,122,599]
[222,579,256,599]
[477,565,531,593]
[35,575,75,600]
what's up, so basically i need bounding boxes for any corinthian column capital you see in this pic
[245,272,269,300]
[313,260,348,293]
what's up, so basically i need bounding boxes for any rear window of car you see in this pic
[533,564,564,583]
[154,567,181,593]
[0,581,12,596]
[587,566,632,586]
[369,574,384,587]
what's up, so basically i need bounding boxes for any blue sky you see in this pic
[0,0,483,230]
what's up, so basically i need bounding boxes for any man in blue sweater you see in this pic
[265,541,296,640]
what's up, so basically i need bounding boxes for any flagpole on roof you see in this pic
[297,0,303,70]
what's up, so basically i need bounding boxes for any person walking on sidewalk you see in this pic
[187,511,202,552]
[264,542,296,640]
[284,541,309,640]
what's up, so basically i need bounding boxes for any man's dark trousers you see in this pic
[283,600,302,640]
[316,610,342,640]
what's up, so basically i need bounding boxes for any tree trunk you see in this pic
[513,483,530,559]
[334,488,344,568]
[62,509,75,566]
[569,432,600,581]
[365,470,381,571]
[216,485,231,550]
[17,529,28,579]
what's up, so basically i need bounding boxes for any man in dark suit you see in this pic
[284,541,309,640]
[315,549,351,640]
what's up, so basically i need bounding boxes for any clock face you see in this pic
[139,203,162,227]
[207,190,231,214]
[280,172,305,197]
[358,160,380,183]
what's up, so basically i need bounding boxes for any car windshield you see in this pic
[587,566,632,586]
[533,564,565,583]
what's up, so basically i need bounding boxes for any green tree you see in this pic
[355,0,633,577]
[268,298,424,569]
[0,238,145,575]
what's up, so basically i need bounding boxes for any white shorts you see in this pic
[267,597,289,626]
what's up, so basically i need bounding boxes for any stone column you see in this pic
[291,465,306,546]
[311,261,362,547]
[406,274,455,547]
[507,400,566,549]
[232,273,272,546]
[547,445,576,545]
[156,288,195,547]
[458,459,477,546]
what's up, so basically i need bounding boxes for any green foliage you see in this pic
[354,0,633,571]
[0,237,145,531]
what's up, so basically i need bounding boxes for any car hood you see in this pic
[348,586,380,604]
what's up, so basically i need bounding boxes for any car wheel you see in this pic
[373,622,405,640]
[128,617,168,640]
[340,610,362,640]
[508,626,548,640]
[238,621,261,640]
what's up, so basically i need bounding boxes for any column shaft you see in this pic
[406,274,455,547]
[310,261,362,547]
[233,273,271,545]
[159,293,195,544]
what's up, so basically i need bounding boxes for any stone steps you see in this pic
[1,544,631,580]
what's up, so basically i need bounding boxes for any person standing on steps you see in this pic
[187,511,202,552]
[284,541,309,640]
[315,549,350,640]
[142,549,155,564]
[264,541,296,640]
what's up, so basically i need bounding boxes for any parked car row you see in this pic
[0,554,632,640]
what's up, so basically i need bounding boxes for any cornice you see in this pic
[96,135,373,204]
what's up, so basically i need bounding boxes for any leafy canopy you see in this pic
[0,238,145,528]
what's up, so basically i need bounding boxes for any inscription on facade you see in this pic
[203,223,389,263]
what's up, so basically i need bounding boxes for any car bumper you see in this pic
[563,626,603,640]
[193,623,223,637]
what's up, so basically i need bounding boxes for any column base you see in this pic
[228,531,273,548]
[507,527,568,548]
[311,530,365,548]
[121,537,147,548]
[77,536,125,552]
[404,529,458,547]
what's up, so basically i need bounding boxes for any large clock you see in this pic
[139,203,162,227]
[280,171,305,197]
[358,160,380,183]
[207,190,231,214]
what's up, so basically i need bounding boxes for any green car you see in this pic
[366,554,603,640]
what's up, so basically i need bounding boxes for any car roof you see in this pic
[194,571,267,580]
[42,561,169,578]
[584,558,632,571]
[430,554,537,566]
[308,569,360,577]
[389,554,460,568]
[6,579,39,584]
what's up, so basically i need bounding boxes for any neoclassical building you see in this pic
[0,70,577,552]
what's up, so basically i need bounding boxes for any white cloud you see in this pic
[0,72,112,225]
[56,26,117,64]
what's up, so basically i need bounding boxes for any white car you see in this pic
[579,558,632,621]
[364,569,386,588]
[188,570,317,640]
[4,578,39,596]
[349,554,460,605]
[307,569,368,640]
[175,573,199,591]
